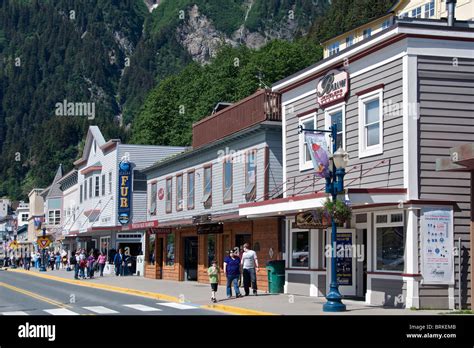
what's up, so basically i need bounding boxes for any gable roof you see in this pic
[46,164,64,198]
[73,126,109,167]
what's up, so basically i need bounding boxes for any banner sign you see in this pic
[118,160,132,225]
[304,132,330,178]
[197,223,223,235]
[34,216,43,231]
[336,232,353,286]
[316,69,349,107]
[421,208,454,284]
[122,220,159,231]
[294,211,330,229]
[148,227,173,235]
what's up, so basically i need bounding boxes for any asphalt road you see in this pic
[0,270,219,316]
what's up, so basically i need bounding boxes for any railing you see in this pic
[192,89,281,149]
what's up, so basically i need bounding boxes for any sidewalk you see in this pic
[5,266,449,315]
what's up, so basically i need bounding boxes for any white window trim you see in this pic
[289,226,311,269]
[298,113,317,172]
[373,211,405,273]
[358,88,384,158]
[324,102,346,152]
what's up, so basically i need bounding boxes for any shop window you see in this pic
[166,233,175,266]
[424,1,434,18]
[207,234,216,267]
[202,166,212,208]
[148,234,156,265]
[355,214,367,223]
[223,159,233,204]
[95,176,100,197]
[325,104,345,152]
[291,231,309,268]
[358,88,383,158]
[375,212,405,272]
[101,174,105,196]
[176,174,183,211]
[187,171,195,210]
[166,178,172,213]
[244,151,256,202]
[299,114,316,171]
[150,182,157,216]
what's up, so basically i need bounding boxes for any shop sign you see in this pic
[118,160,132,225]
[158,187,164,200]
[122,220,159,231]
[193,214,212,224]
[421,208,454,284]
[148,227,173,235]
[336,232,353,286]
[294,211,330,229]
[197,223,223,235]
[305,132,330,178]
[316,69,349,107]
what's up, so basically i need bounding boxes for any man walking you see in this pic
[241,243,259,296]
[114,248,123,276]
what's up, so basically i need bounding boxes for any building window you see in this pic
[299,114,316,171]
[412,6,422,18]
[166,178,172,213]
[80,184,83,203]
[89,177,93,198]
[176,174,183,211]
[345,35,354,48]
[424,1,434,18]
[363,28,372,39]
[399,12,408,19]
[207,234,216,267]
[187,171,195,210]
[328,42,339,56]
[166,233,175,266]
[291,230,309,268]
[101,174,105,196]
[202,165,212,208]
[84,180,87,201]
[244,151,257,202]
[150,182,157,216]
[358,88,383,158]
[382,19,391,29]
[95,176,100,197]
[223,159,233,204]
[375,212,405,272]
[325,104,345,152]
[148,234,156,265]
[21,214,28,222]
[108,172,112,194]
[48,210,61,225]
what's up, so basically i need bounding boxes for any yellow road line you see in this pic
[0,281,71,309]
[201,304,277,316]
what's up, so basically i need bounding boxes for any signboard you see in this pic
[37,237,51,249]
[305,132,330,178]
[316,69,349,107]
[294,211,330,229]
[336,232,353,286]
[193,214,212,225]
[118,160,132,225]
[148,227,173,235]
[158,188,164,201]
[34,216,43,231]
[197,223,223,235]
[421,208,454,284]
[122,220,159,231]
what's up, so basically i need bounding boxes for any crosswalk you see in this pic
[1,302,199,316]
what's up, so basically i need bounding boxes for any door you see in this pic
[156,238,164,279]
[184,237,198,281]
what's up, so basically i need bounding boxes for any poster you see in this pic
[336,232,353,286]
[421,208,454,284]
[304,132,330,178]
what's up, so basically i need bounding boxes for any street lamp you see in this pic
[39,228,47,272]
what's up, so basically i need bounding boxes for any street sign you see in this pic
[37,237,51,249]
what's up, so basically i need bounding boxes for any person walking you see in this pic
[223,249,242,299]
[78,249,87,279]
[24,252,31,271]
[114,249,123,276]
[55,252,61,270]
[70,251,79,279]
[207,260,220,303]
[241,243,259,296]
[87,251,95,279]
[97,251,107,277]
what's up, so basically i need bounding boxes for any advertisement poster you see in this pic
[421,208,454,284]
[336,232,353,286]
[118,160,132,225]
[304,132,330,178]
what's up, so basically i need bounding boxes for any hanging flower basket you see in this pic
[323,199,352,225]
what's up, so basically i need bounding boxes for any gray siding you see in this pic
[284,58,404,196]
[371,278,405,308]
[418,56,474,309]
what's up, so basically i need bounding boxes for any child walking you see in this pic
[207,260,219,303]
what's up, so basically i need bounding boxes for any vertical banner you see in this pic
[336,232,353,286]
[304,132,330,178]
[118,160,132,225]
[421,208,454,284]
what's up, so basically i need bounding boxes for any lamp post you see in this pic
[39,228,47,272]
[299,123,349,312]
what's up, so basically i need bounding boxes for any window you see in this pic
[21,214,28,222]
[358,88,383,158]
[363,28,372,39]
[95,176,100,197]
[382,19,391,29]
[166,233,175,266]
[375,212,405,272]
[108,172,112,194]
[291,231,309,268]
[399,12,408,19]
[89,177,93,198]
[299,114,316,171]
[328,42,339,56]
[176,174,183,211]
[166,178,172,213]
[150,182,157,216]
[207,234,216,267]
[101,174,105,196]
[412,6,422,18]
[424,1,434,18]
[48,210,61,225]
[148,234,156,265]
[80,184,83,203]
[223,159,232,203]
[345,35,354,48]
[202,166,212,208]
[244,151,256,202]
[325,104,345,152]
[187,171,195,210]
[84,180,87,201]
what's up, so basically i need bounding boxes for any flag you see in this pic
[304,131,330,178]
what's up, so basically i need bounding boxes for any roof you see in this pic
[74,126,108,167]
[46,164,64,198]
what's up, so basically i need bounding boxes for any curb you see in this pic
[5,268,278,316]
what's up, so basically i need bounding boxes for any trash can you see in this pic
[266,260,285,294]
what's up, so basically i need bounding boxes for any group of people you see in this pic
[70,249,107,280]
[207,243,259,303]
[3,249,68,271]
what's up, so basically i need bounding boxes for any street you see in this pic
[0,270,220,316]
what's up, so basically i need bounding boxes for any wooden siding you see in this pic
[418,56,474,309]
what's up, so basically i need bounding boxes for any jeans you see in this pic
[55,262,60,270]
[74,264,79,279]
[99,263,105,277]
[115,264,122,276]
[226,274,241,297]
[79,266,85,278]
[243,268,257,295]
[88,266,94,278]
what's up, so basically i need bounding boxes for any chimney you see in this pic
[446,0,457,26]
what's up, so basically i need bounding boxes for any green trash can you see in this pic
[266,260,285,294]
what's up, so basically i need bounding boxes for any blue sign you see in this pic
[118,160,132,225]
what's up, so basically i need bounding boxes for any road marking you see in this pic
[156,302,198,310]
[123,304,162,312]
[83,306,119,314]
[2,311,28,315]
[0,281,71,309]
[44,308,80,316]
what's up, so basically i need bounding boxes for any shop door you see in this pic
[235,234,252,255]
[184,237,198,281]
[325,229,357,297]
[118,242,142,275]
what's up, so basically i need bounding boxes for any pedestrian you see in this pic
[241,243,259,296]
[24,253,31,271]
[97,251,107,277]
[35,252,41,268]
[55,252,61,270]
[223,249,242,299]
[79,249,87,279]
[70,251,79,279]
[207,260,220,303]
[114,249,123,276]
[87,251,95,279]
